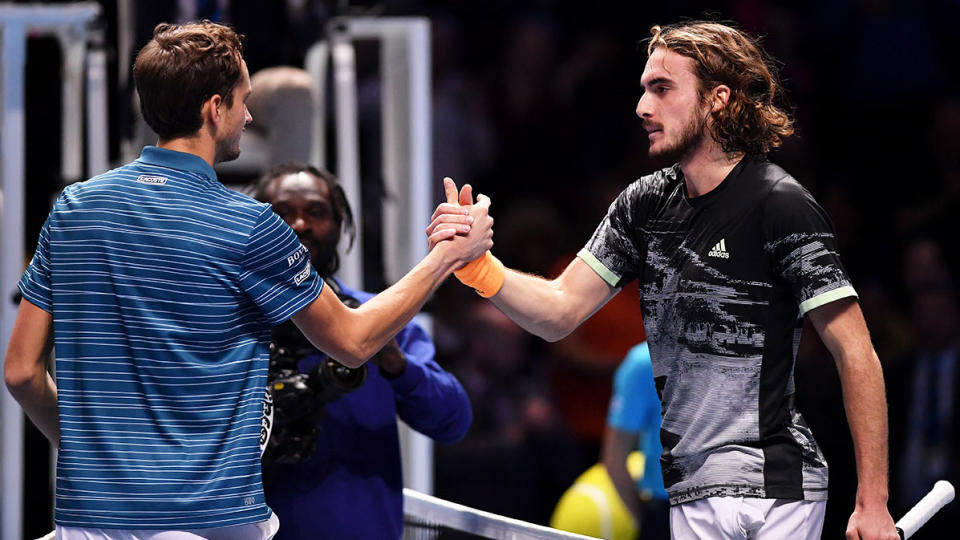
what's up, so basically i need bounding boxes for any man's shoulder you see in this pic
[629,164,681,197]
[742,157,805,196]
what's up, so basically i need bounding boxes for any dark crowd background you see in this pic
[14,0,960,538]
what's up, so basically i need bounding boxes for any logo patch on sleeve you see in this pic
[136,175,168,185]
[294,262,312,285]
[286,245,309,267]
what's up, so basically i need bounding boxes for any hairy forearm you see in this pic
[5,366,59,445]
[491,270,586,342]
[838,348,890,502]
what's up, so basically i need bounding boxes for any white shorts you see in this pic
[670,497,825,539]
[53,512,280,540]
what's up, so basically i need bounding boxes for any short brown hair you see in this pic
[647,21,794,155]
[133,21,244,140]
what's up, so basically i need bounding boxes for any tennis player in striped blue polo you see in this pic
[4,21,489,539]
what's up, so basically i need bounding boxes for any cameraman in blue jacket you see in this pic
[256,163,473,539]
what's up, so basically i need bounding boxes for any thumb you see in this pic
[443,177,459,205]
[475,193,491,210]
[459,184,474,206]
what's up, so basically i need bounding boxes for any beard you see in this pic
[214,135,241,164]
[648,106,710,163]
[306,234,342,278]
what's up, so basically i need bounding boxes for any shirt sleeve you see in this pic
[607,342,658,434]
[239,208,323,325]
[391,317,473,444]
[762,179,857,316]
[18,205,58,313]
[579,180,646,288]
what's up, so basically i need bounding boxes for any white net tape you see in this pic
[402,489,600,540]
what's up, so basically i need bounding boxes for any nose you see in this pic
[245,107,253,126]
[288,214,307,233]
[636,93,652,120]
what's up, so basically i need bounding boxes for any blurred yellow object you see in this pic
[549,452,645,540]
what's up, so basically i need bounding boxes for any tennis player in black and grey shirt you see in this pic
[581,155,851,505]
[428,20,898,540]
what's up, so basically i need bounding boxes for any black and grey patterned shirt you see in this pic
[580,156,855,505]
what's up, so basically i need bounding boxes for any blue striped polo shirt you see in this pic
[18,146,323,529]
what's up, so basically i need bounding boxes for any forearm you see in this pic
[489,270,580,341]
[394,360,472,442]
[297,246,460,368]
[838,348,890,503]
[602,452,643,522]
[4,299,58,444]
[347,250,457,359]
[5,366,59,445]
[810,298,897,538]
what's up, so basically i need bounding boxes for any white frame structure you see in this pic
[307,17,435,493]
[0,5,103,540]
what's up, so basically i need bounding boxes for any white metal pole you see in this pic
[304,40,329,169]
[340,16,436,496]
[330,23,363,288]
[1,22,28,540]
[86,34,109,177]
[59,30,85,182]
[0,7,100,538]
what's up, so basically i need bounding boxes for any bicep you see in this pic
[5,299,53,371]
[290,285,359,364]
[555,257,621,326]
[807,297,873,364]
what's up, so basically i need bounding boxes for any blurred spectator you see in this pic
[602,342,669,539]
[887,239,960,537]
[435,301,578,524]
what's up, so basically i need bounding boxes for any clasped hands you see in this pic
[426,177,505,297]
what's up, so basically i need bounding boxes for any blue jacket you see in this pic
[264,280,472,539]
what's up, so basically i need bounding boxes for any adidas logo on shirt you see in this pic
[708,239,730,259]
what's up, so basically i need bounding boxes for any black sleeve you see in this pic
[580,180,647,288]
[762,179,856,315]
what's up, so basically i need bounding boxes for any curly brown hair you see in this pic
[647,21,794,156]
[133,21,244,140]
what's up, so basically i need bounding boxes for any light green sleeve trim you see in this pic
[576,248,621,288]
[799,285,858,316]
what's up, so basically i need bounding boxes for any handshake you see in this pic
[426,177,506,298]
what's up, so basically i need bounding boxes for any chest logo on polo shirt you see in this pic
[708,238,730,259]
[136,174,168,185]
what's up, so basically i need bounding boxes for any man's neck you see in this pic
[156,133,216,167]
[679,140,744,198]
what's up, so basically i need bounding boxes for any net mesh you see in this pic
[402,489,600,540]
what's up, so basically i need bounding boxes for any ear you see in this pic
[202,94,224,127]
[710,84,731,113]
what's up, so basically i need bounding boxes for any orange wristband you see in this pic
[453,251,505,298]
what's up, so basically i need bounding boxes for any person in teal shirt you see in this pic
[603,342,669,539]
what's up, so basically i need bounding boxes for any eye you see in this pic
[309,206,330,219]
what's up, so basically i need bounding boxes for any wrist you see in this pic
[856,488,889,507]
[453,251,505,298]
[427,242,463,275]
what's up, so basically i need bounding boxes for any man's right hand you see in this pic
[426,177,494,266]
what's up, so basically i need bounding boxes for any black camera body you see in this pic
[262,288,367,464]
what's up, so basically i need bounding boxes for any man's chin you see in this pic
[214,144,241,164]
[648,143,683,164]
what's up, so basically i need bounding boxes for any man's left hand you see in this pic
[372,339,406,377]
[845,501,899,540]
